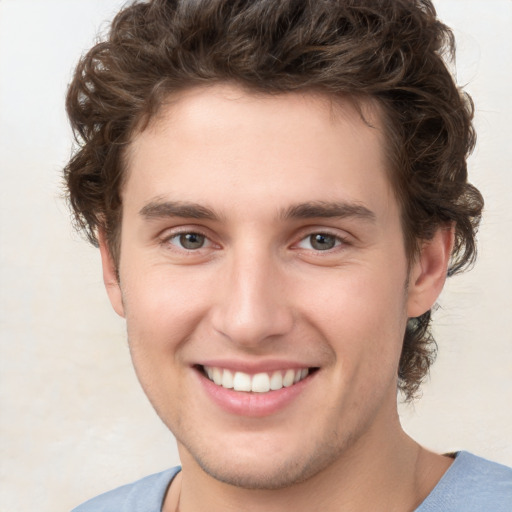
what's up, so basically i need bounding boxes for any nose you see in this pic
[210,245,294,348]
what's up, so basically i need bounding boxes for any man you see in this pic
[64,0,511,510]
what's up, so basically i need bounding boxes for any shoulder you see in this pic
[417,452,512,512]
[71,467,181,512]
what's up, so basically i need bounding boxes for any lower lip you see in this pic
[196,369,315,417]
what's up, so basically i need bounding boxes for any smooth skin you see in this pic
[100,85,453,511]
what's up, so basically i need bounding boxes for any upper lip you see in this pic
[195,359,318,374]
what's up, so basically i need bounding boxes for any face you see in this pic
[102,85,445,489]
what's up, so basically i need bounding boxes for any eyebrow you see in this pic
[139,200,220,221]
[139,199,375,223]
[281,201,376,222]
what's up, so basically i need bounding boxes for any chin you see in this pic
[181,431,351,490]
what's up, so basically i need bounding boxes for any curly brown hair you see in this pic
[64,0,483,400]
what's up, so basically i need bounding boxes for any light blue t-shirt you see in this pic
[72,451,512,511]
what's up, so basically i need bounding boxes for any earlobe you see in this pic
[98,230,125,318]
[407,225,454,318]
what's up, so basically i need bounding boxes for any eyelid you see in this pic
[159,226,218,251]
[293,228,350,252]
[169,233,211,250]
[156,225,350,253]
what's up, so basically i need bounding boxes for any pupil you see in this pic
[180,233,204,249]
[311,234,335,250]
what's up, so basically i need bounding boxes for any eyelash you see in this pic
[160,229,348,254]
[160,229,213,252]
[295,232,348,252]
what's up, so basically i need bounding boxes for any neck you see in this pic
[165,415,452,512]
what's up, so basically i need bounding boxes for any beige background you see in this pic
[0,1,511,510]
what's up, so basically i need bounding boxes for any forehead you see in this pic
[124,84,394,219]
[136,85,384,155]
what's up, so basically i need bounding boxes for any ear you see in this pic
[98,230,125,318]
[407,225,454,318]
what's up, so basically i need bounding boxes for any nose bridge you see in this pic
[212,240,293,346]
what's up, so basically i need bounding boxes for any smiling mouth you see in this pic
[198,365,318,393]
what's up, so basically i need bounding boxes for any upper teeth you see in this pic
[204,366,309,393]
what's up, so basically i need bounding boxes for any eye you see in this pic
[168,232,208,250]
[297,233,342,251]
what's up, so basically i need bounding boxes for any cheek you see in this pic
[120,271,201,417]
[120,264,213,378]
[300,267,407,373]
